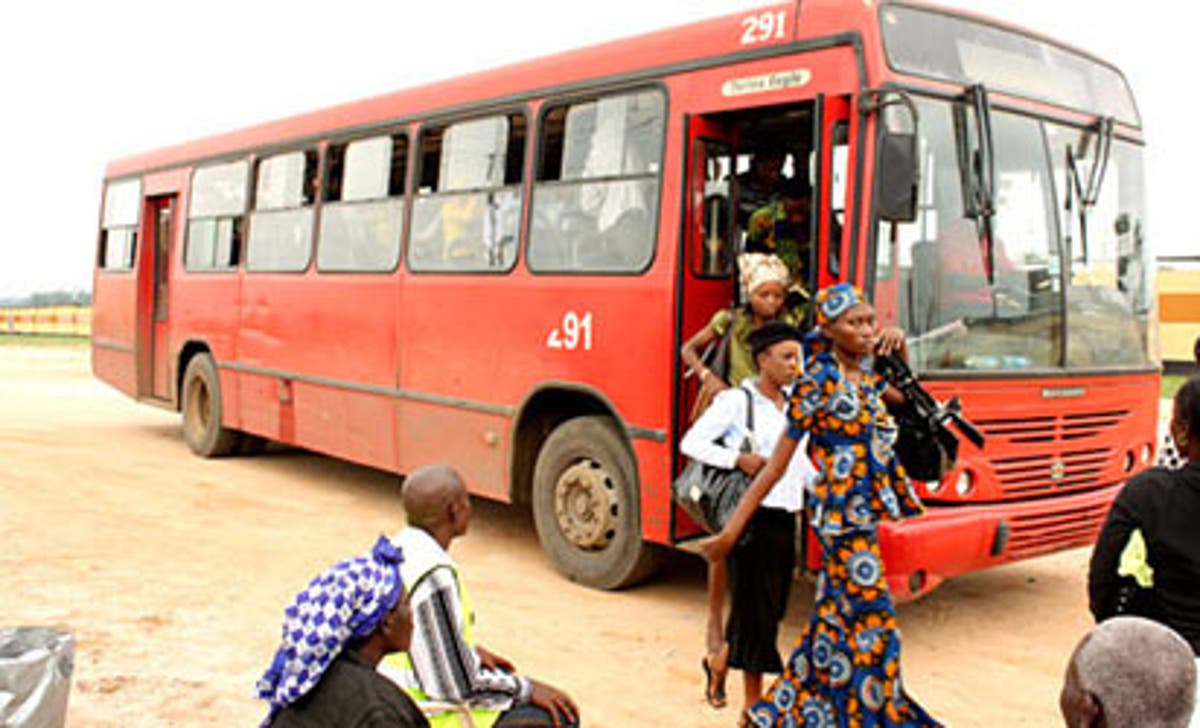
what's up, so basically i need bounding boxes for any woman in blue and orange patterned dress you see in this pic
[700,283,940,728]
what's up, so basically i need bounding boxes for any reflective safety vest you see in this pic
[380,530,502,728]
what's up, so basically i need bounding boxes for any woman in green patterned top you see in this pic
[681,252,798,707]
[682,253,799,399]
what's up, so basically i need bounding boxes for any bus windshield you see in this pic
[880,5,1139,127]
[876,97,1153,372]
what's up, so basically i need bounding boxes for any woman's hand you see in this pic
[701,369,729,393]
[874,325,908,359]
[698,531,735,563]
[735,453,767,476]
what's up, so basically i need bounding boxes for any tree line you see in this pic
[0,289,92,308]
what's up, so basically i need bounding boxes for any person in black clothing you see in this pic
[1089,375,1200,714]
[257,536,429,728]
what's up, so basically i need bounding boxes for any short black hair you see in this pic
[752,143,786,161]
[1193,334,1200,367]
[1176,375,1200,440]
[779,177,812,200]
[748,321,803,361]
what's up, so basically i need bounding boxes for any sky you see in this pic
[0,0,1188,297]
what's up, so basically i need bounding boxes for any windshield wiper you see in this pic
[1064,116,1115,266]
[955,84,998,284]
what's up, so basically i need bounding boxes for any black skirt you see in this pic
[725,506,796,674]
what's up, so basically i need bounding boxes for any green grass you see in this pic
[0,333,89,347]
[1163,374,1186,400]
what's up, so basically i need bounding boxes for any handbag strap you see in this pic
[738,385,756,453]
[709,307,737,381]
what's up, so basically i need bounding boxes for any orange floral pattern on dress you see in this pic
[745,338,940,728]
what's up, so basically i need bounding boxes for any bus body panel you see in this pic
[91,269,139,396]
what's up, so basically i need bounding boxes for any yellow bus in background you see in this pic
[1158,257,1200,372]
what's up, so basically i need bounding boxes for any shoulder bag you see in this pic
[674,386,757,537]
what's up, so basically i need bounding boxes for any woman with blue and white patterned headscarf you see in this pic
[702,284,940,728]
[257,536,428,728]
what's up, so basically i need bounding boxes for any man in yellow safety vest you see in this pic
[381,466,579,728]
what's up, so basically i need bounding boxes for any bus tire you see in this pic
[531,415,658,590]
[181,353,238,457]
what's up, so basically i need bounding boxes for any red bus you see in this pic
[91,1,1158,597]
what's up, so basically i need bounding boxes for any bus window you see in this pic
[99,178,141,270]
[408,113,524,272]
[528,89,665,273]
[246,149,319,272]
[317,134,407,273]
[186,160,248,271]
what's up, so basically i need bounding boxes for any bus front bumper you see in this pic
[877,483,1122,601]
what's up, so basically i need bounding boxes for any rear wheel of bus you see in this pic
[181,353,239,457]
[531,415,658,590]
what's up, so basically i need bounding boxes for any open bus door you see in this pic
[673,116,739,541]
[137,194,176,402]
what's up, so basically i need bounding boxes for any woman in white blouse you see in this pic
[682,322,815,718]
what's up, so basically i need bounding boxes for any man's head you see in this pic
[1060,617,1196,728]
[778,177,812,228]
[749,145,786,188]
[1171,375,1200,462]
[402,465,472,542]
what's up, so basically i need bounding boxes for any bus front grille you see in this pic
[1005,499,1111,560]
[976,410,1130,497]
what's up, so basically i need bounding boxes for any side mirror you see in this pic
[877,131,919,223]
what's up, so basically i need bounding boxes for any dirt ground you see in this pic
[1,345,1103,726]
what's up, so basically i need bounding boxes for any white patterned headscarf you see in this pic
[739,252,790,298]
[256,536,404,725]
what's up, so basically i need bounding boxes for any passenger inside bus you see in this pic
[734,145,788,228]
[745,177,813,298]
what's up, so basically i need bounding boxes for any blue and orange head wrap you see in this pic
[814,283,865,326]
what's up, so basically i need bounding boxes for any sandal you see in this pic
[701,649,728,708]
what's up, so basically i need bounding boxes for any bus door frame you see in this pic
[136,190,177,403]
[673,114,740,542]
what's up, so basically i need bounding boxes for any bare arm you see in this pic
[698,433,800,562]
[681,324,721,383]
[876,325,909,407]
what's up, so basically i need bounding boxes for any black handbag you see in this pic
[674,387,756,534]
[873,353,986,482]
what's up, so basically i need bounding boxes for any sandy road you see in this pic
[1,345,1099,726]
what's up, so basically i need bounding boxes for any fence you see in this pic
[0,306,92,337]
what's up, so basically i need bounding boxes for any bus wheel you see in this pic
[181,353,238,457]
[532,415,658,590]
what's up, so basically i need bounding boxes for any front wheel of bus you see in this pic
[181,353,238,457]
[532,415,658,590]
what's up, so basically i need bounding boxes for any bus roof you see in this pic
[105,2,805,178]
[104,0,1133,179]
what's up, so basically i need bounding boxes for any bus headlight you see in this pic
[955,470,974,497]
[925,479,944,496]
[1141,444,1153,466]
[1123,451,1135,473]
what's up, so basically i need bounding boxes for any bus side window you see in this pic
[317,133,407,273]
[528,89,665,273]
[99,178,141,271]
[827,121,849,278]
[246,149,319,273]
[186,160,249,272]
[408,113,524,273]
